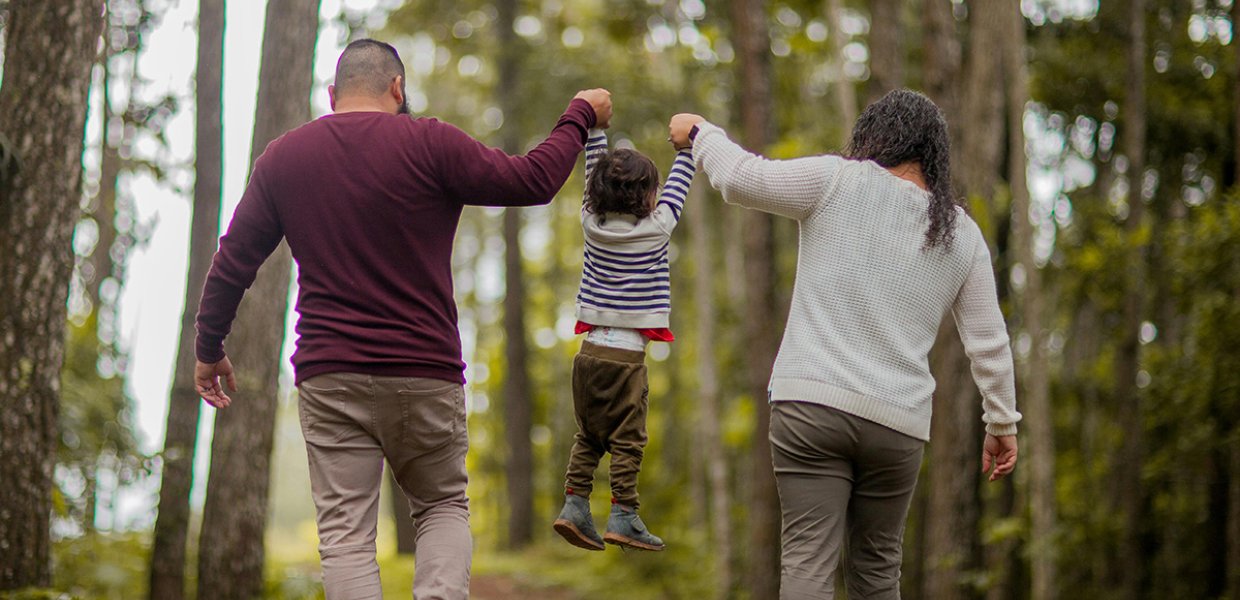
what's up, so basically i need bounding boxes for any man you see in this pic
[193,38,611,599]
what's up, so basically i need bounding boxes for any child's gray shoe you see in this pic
[553,494,605,551]
[603,504,665,551]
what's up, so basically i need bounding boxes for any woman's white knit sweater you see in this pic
[692,122,1021,441]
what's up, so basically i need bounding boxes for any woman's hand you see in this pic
[981,433,1018,481]
[668,113,705,150]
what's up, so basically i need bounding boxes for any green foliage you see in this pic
[50,533,150,600]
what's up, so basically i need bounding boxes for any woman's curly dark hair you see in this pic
[584,148,659,220]
[844,89,960,250]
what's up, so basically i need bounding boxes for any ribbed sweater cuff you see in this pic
[985,421,1019,437]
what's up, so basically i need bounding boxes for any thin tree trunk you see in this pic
[731,0,781,597]
[826,0,857,128]
[147,0,223,596]
[196,1,319,597]
[1229,435,1240,600]
[1116,1,1148,597]
[1234,0,1240,186]
[1003,4,1055,599]
[866,0,904,105]
[0,0,104,588]
[494,0,534,550]
[689,183,732,597]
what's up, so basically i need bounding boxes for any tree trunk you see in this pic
[1116,1,1148,597]
[1229,436,1240,600]
[147,0,223,597]
[0,0,104,589]
[494,0,534,550]
[921,0,962,170]
[959,0,1005,204]
[195,2,319,598]
[866,0,905,105]
[826,0,858,128]
[1234,0,1239,187]
[689,183,732,597]
[1003,4,1056,599]
[731,0,781,597]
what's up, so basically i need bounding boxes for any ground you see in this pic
[470,574,580,600]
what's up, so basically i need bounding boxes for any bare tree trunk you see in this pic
[1234,0,1240,187]
[147,0,223,597]
[866,0,905,105]
[826,0,858,129]
[1003,4,1056,599]
[494,0,534,550]
[689,183,733,597]
[959,0,1005,204]
[1229,435,1240,600]
[0,0,104,589]
[1116,1,1148,598]
[731,1,781,597]
[196,2,319,597]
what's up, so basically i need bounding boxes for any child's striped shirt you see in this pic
[574,129,695,331]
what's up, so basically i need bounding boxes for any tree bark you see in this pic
[689,183,732,597]
[195,1,319,598]
[826,0,858,128]
[494,0,534,550]
[1229,436,1240,600]
[731,0,781,597]
[1116,1,1148,597]
[866,0,905,105]
[0,0,104,589]
[147,0,223,597]
[1002,4,1056,599]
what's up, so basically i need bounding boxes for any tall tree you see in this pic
[496,0,534,550]
[147,0,224,597]
[1002,3,1056,599]
[924,1,1005,597]
[688,183,732,597]
[866,0,905,105]
[826,0,858,127]
[195,0,319,597]
[0,0,105,588]
[1116,0,1148,597]
[730,0,781,597]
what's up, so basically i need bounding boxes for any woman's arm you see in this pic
[951,234,1022,437]
[669,114,842,221]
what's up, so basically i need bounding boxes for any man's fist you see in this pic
[668,113,705,150]
[575,88,613,129]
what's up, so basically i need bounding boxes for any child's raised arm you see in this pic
[582,128,609,205]
[655,148,695,227]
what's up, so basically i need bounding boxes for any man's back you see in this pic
[195,99,597,385]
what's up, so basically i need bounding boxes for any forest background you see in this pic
[1,0,1239,598]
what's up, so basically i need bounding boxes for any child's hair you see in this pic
[585,149,659,219]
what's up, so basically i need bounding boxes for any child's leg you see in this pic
[563,349,608,496]
[595,354,649,509]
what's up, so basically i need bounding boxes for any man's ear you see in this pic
[328,84,337,111]
[390,76,405,107]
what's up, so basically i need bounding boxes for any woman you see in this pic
[668,89,1020,599]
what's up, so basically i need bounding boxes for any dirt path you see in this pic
[470,574,580,600]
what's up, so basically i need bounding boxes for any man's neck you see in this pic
[333,97,394,114]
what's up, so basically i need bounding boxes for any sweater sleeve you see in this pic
[435,98,596,207]
[651,149,695,229]
[691,121,843,221]
[951,231,1022,436]
[195,149,285,363]
[582,128,608,208]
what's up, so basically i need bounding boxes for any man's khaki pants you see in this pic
[298,373,471,600]
[770,400,925,600]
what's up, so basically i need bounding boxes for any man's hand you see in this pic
[574,88,612,129]
[196,357,237,409]
[668,113,705,150]
[982,434,1018,482]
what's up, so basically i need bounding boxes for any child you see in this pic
[552,127,695,552]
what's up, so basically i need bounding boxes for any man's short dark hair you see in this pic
[334,38,407,99]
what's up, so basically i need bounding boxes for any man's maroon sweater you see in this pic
[195,99,596,384]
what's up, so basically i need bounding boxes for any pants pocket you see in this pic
[298,378,354,445]
[397,381,464,452]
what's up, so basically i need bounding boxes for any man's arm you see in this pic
[438,90,611,207]
[193,152,285,406]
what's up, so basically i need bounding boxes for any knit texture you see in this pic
[692,121,1020,441]
[574,129,695,329]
